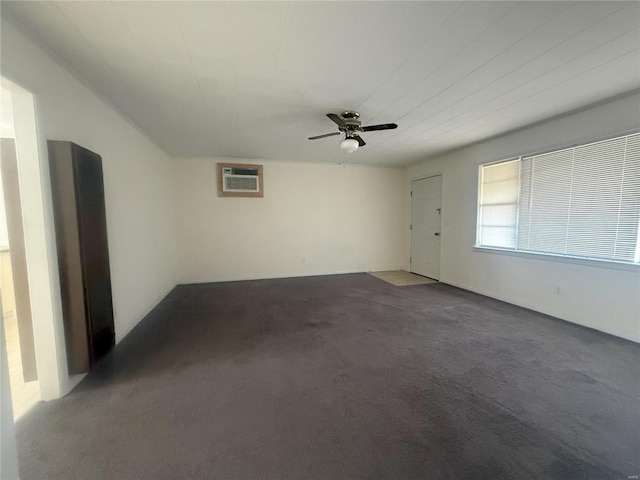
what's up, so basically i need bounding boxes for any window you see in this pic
[477,132,640,264]
[477,159,520,249]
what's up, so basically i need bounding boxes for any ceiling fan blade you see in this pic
[308,132,341,140]
[327,113,347,129]
[361,123,398,132]
[353,134,366,147]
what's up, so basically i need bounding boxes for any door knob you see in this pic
[434,232,440,236]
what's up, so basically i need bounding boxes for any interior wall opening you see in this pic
[1,74,71,414]
[0,84,40,419]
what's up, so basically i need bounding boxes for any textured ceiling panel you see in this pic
[2,1,639,166]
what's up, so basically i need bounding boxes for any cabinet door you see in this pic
[48,141,90,374]
[72,144,115,364]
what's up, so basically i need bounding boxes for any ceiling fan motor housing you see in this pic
[341,111,362,132]
[341,111,360,119]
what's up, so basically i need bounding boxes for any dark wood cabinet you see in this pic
[48,141,114,374]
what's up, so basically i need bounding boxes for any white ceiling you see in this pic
[2,1,639,167]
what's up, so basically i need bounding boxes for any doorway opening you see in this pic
[0,84,40,419]
[410,174,442,281]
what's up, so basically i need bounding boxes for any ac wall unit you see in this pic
[222,166,259,193]
[217,163,263,197]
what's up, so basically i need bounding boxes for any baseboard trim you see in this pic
[177,269,378,285]
[440,280,639,344]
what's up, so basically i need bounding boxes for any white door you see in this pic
[411,175,442,280]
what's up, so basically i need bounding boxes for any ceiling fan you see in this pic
[308,111,398,153]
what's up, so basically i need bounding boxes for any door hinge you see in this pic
[409,224,412,230]
[409,256,412,263]
[410,191,412,197]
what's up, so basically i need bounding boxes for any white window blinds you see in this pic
[477,132,640,264]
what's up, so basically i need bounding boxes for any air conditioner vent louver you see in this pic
[217,163,263,197]
[224,175,258,192]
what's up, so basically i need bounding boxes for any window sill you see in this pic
[472,246,640,272]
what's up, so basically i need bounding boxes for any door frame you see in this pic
[1,138,38,381]
[2,77,69,401]
[410,172,443,279]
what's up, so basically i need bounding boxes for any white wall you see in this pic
[0,86,15,249]
[1,18,178,397]
[174,158,405,283]
[406,92,640,342]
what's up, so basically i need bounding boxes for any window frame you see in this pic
[474,130,640,268]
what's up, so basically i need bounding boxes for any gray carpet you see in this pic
[16,273,640,479]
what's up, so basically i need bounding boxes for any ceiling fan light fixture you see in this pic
[340,137,359,153]
[309,111,397,151]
